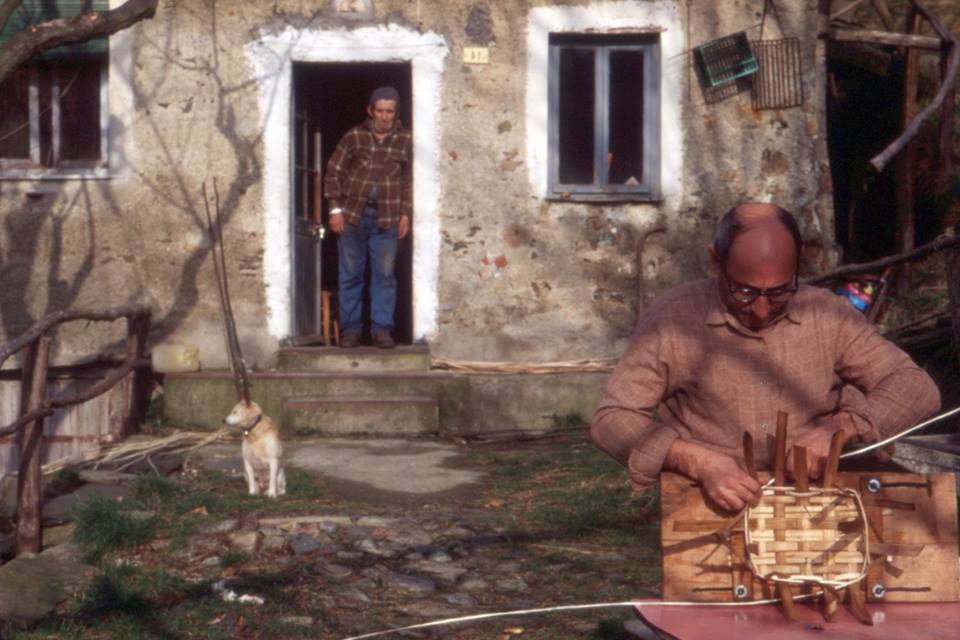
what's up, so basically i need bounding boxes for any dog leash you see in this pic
[334,405,960,640]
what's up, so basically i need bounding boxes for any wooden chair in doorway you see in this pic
[321,290,340,346]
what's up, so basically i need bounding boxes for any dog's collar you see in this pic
[242,413,263,437]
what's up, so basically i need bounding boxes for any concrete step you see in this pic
[164,370,443,431]
[283,395,439,435]
[277,345,431,372]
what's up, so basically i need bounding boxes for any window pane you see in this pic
[608,50,644,186]
[0,68,31,159]
[557,47,594,185]
[58,58,102,162]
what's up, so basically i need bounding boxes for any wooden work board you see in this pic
[660,471,959,603]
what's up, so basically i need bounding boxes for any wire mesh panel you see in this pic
[695,32,758,87]
[751,38,804,110]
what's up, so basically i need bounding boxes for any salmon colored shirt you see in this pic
[591,278,941,491]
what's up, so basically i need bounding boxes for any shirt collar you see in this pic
[704,276,804,333]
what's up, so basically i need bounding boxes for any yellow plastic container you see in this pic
[151,344,200,373]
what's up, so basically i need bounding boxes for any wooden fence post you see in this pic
[895,6,922,289]
[124,314,151,436]
[15,336,50,556]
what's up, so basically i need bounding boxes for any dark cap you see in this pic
[369,86,400,107]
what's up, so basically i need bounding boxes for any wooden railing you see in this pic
[0,305,151,557]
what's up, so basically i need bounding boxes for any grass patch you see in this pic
[221,550,250,567]
[72,495,157,563]
[477,442,658,534]
[284,467,327,500]
[16,565,219,640]
[133,473,179,510]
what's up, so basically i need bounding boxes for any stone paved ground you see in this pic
[0,435,661,639]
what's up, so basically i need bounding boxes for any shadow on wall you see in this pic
[1,3,270,359]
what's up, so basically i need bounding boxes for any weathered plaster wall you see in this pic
[0,0,834,368]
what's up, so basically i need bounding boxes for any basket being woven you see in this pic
[743,484,870,589]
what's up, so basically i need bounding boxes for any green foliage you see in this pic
[547,410,586,429]
[590,616,633,639]
[141,389,167,434]
[220,550,250,567]
[42,468,82,499]
[76,564,149,617]
[133,473,178,509]
[72,495,157,563]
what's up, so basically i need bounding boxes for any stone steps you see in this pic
[164,369,444,434]
[277,345,431,372]
[283,395,439,435]
[162,347,607,435]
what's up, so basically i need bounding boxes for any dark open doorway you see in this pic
[291,62,413,345]
[826,48,945,263]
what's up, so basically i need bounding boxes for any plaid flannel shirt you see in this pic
[324,119,412,228]
[591,278,941,492]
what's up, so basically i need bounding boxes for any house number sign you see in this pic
[463,47,490,64]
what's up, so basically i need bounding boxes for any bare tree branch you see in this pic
[0,304,151,369]
[0,0,158,85]
[0,0,23,35]
[803,234,960,284]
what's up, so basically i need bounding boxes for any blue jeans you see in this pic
[337,205,398,336]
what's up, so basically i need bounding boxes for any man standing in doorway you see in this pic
[325,86,412,348]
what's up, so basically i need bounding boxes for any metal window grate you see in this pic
[751,38,804,110]
[695,32,758,88]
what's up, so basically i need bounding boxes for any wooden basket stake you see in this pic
[822,429,844,490]
[774,411,788,486]
[742,431,758,480]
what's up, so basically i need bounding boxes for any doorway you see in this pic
[291,62,413,345]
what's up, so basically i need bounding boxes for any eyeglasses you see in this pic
[722,269,798,305]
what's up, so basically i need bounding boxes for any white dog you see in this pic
[224,400,286,498]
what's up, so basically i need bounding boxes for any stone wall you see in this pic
[0,0,835,368]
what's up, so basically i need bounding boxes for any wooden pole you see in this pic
[15,336,50,556]
[828,29,941,50]
[124,314,151,436]
[946,237,960,372]
[868,0,895,31]
[936,43,955,197]
[895,7,921,287]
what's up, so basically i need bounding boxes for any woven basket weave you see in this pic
[744,485,870,588]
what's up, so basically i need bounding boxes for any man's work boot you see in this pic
[340,332,361,348]
[372,330,395,349]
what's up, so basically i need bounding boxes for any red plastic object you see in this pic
[633,600,960,639]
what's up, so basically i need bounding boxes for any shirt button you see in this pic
[761,423,768,430]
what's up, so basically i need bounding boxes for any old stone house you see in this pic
[0,0,842,439]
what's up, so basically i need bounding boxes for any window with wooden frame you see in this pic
[548,34,660,201]
[0,1,109,175]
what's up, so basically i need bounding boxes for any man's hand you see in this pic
[398,215,410,239]
[786,412,858,480]
[329,212,345,234]
[665,439,762,512]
